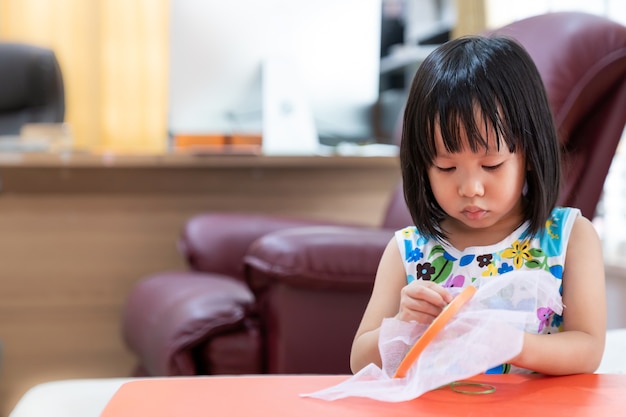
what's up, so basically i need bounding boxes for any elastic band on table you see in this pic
[449,381,496,395]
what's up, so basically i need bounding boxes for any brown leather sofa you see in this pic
[0,42,65,135]
[122,12,626,377]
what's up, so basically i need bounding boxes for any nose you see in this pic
[458,174,484,197]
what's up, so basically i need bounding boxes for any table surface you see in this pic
[99,373,626,417]
[0,150,399,168]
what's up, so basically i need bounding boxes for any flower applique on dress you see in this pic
[537,306,555,332]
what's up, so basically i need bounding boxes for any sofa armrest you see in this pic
[244,226,394,292]
[179,213,338,280]
[242,226,394,373]
[122,271,258,376]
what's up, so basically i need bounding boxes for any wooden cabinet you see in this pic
[0,152,400,416]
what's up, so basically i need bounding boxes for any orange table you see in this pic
[100,373,626,417]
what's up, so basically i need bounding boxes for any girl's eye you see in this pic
[435,166,455,173]
[483,163,503,171]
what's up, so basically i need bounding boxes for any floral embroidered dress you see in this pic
[395,206,580,374]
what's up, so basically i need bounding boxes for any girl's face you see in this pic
[427,122,526,240]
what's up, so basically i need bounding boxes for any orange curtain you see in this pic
[0,0,168,153]
[452,0,487,38]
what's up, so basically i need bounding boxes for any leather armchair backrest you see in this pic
[383,12,626,228]
[491,12,626,219]
[0,42,65,135]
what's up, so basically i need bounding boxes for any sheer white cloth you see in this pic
[303,271,563,402]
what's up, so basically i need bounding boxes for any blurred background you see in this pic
[0,1,625,416]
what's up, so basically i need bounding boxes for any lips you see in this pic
[462,207,487,220]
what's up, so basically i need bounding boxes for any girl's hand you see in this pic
[395,280,454,324]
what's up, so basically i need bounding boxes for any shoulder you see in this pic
[569,214,601,248]
[550,206,596,241]
[563,211,603,273]
[548,206,580,224]
[535,207,581,258]
[545,206,581,242]
[394,226,423,250]
[395,226,419,239]
[394,226,433,244]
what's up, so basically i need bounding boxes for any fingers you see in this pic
[396,280,454,323]
[406,280,454,306]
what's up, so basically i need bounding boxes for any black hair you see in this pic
[400,35,561,240]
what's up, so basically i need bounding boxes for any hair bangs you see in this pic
[432,92,517,157]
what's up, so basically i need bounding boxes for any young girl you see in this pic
[350,36,606,375]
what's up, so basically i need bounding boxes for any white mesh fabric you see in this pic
[302,270,562,402]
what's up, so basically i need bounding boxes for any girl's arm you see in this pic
[511,215,606,374]
[350,238,453,373]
